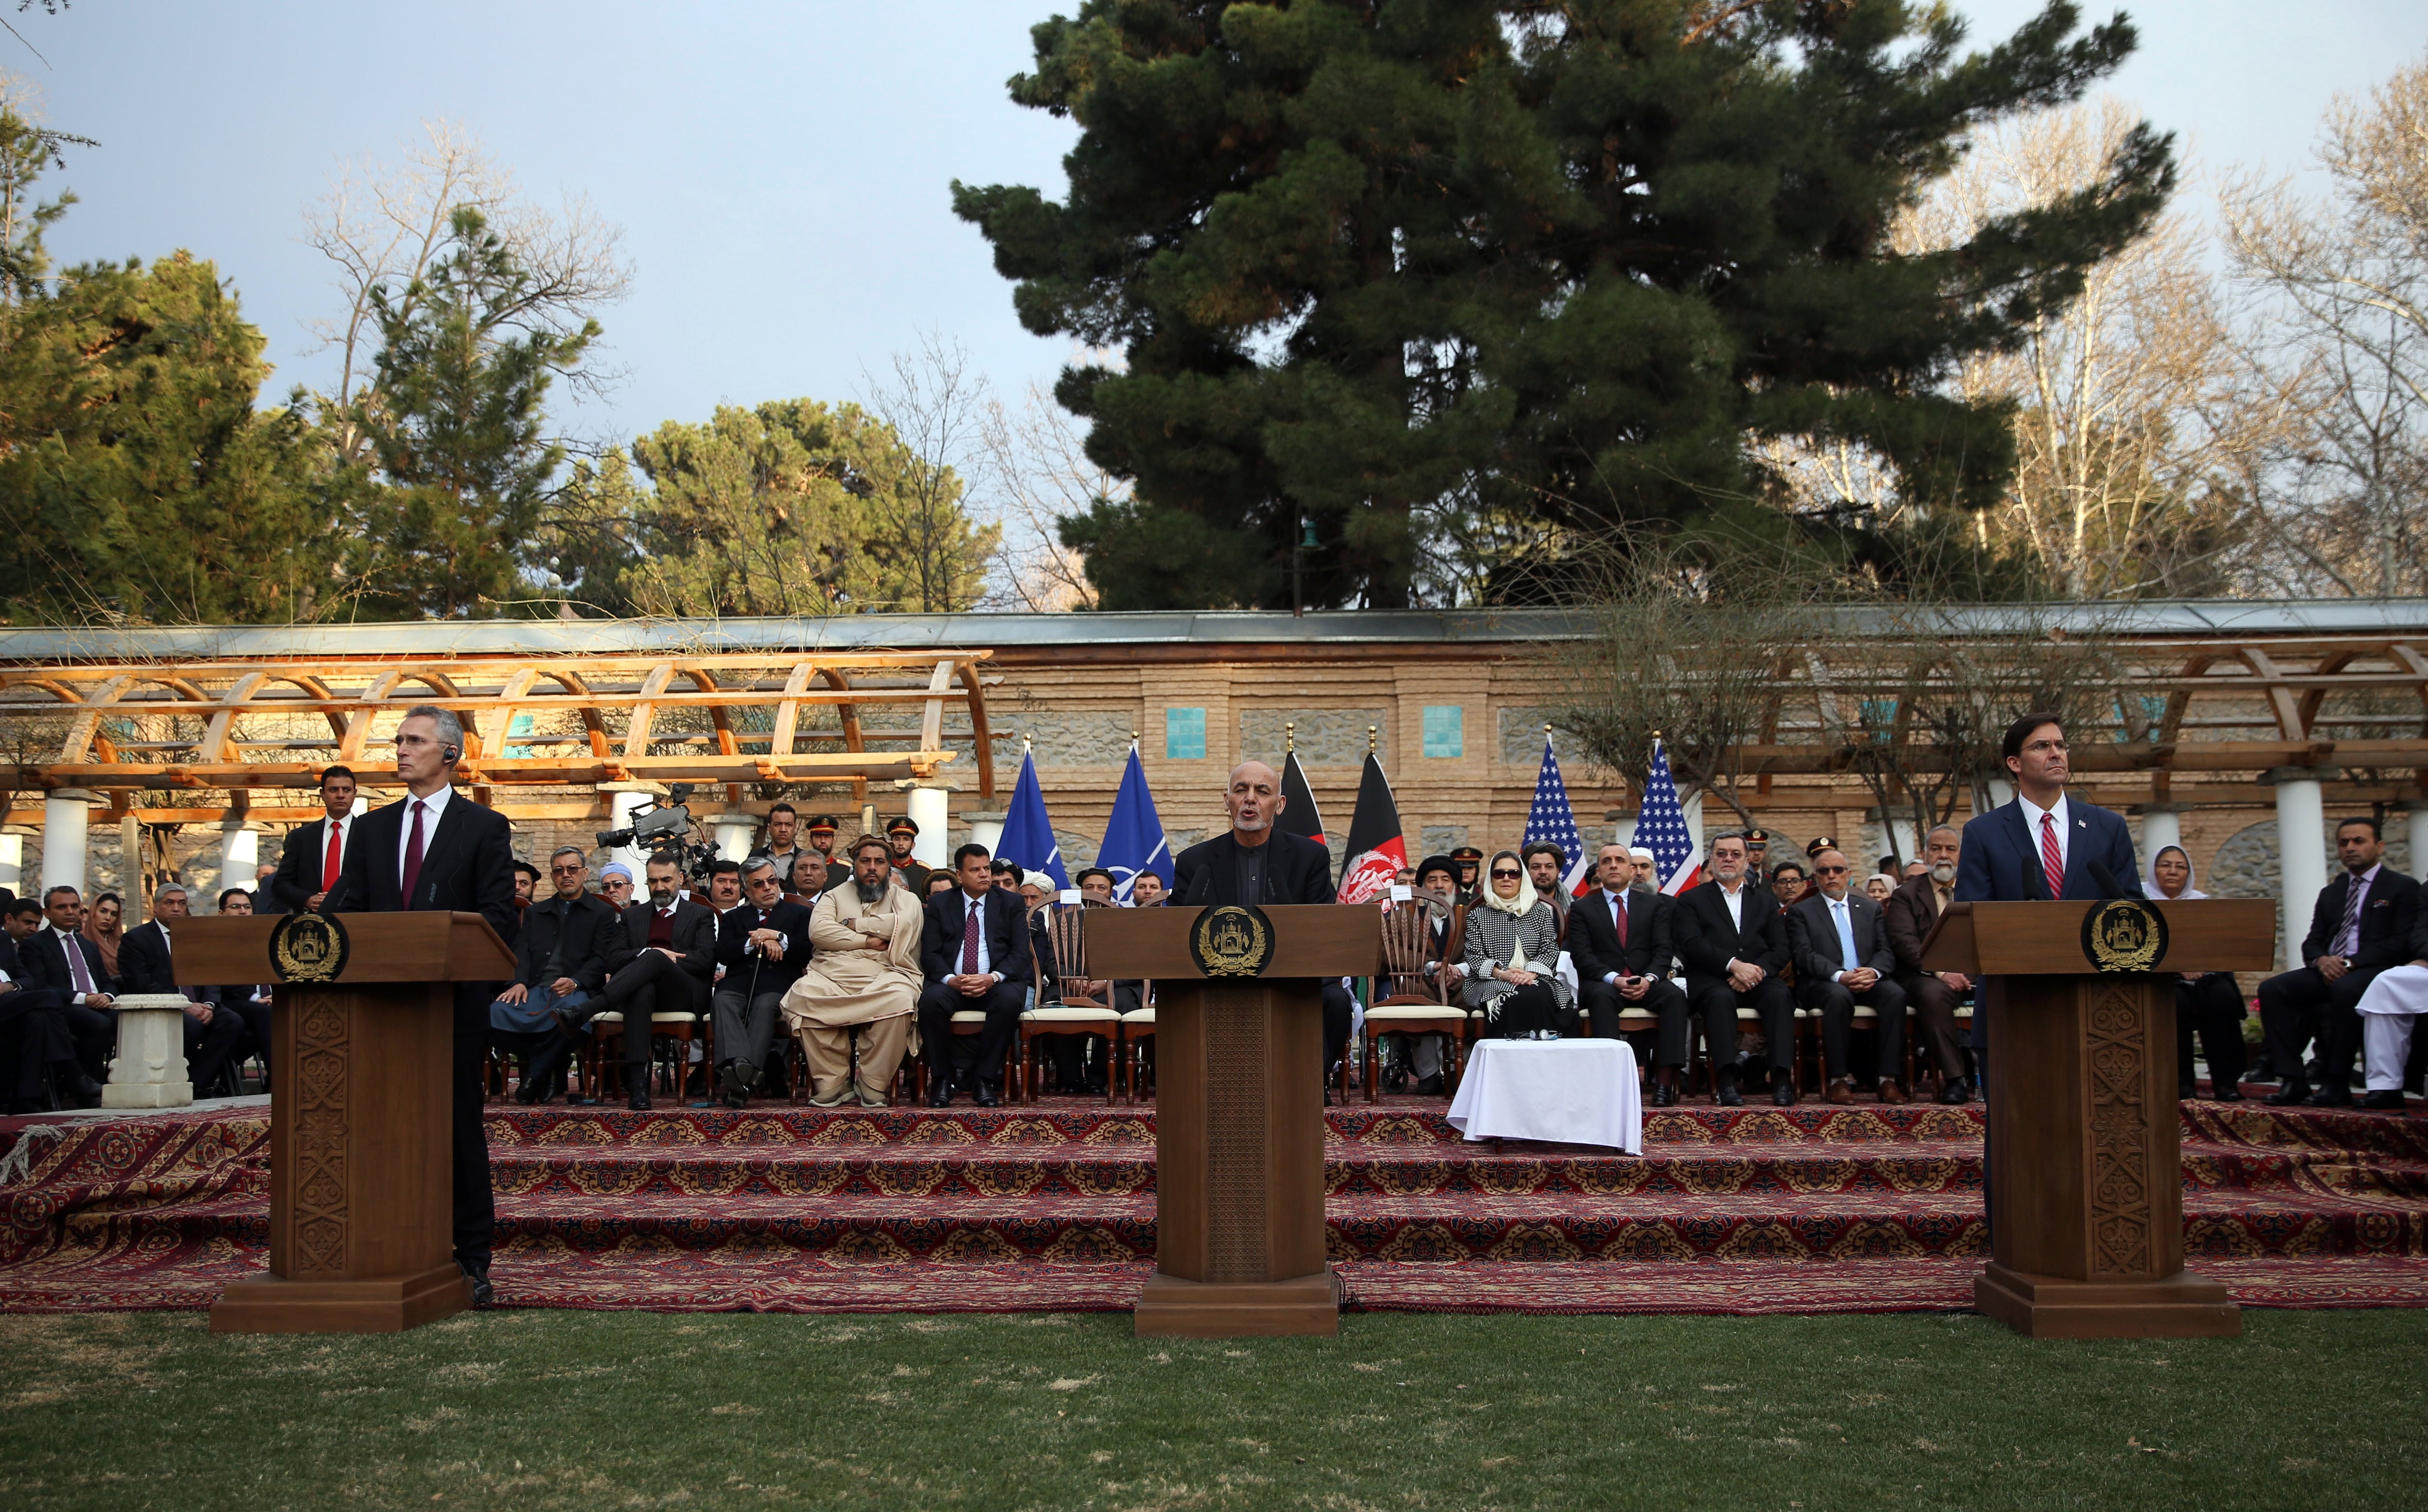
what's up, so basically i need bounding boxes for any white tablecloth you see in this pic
[1445,1039,1642,1154]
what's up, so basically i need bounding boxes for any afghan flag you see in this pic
[1277,747,1326,845]
[1336,752,1407,905]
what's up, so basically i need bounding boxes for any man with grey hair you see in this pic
[329,703,519,1306]
[712,856,811,1108]
[114,882,249,1096]
[491,847,617,1105]
[1884,823,1973,1103]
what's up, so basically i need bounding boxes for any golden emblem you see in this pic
[269,912,351,984]
[2082,898,2166,974]
[1190,904,1272,979]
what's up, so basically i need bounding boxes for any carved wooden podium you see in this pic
[1087,905,1380,1337]
[1922,898,2274,1339]
[177,912,515,1334]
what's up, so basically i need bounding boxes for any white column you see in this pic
[2137,806,2182,867]
[0,832,21,895]
[965,811,1006,855]
[906,786,949,868]
[2269,768,2327,973]
[219,822,260,903]
[40,790,96,897]
[608,790,650,879]
[709,814,756,861]
[2404,802,2428,879]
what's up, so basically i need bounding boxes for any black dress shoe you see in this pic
[2361,1089,2408,1111]
[1716,1082,1743,1109]
[723,1092,748,1111]
[2212,1085,2243,1103]
[514,1080,543,1106]
[2264,1081,2311,1106]
[974,1080,1002,1109]
[1413,1073,1446,1096]
[462,1260,494,1309]
[2305,1083,2353,1109]
[1937,1079,1971,1105]
[1649,1082,1677,1108]
[720,1061,754,1101]
[926,1085,953,1108]
[550,1004,587,1037]
[627,1090,651,1112]
[1771,1075,1796,1107]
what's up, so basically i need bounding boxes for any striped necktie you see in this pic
[2038,812,2064,901]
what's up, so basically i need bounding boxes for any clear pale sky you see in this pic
[16,2,2427,450]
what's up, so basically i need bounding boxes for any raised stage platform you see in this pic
[3,1096,2424,1316]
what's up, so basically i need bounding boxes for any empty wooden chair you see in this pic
[1362,900,1468,1101]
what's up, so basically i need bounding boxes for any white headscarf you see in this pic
[2141,844,2208,901]
[1477,849,1541,919]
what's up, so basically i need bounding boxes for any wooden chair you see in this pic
[1019,899,1120,1104]
[1117,981,1156,1103]
[1362,901,1467,1101]
[582,1008,705,1103]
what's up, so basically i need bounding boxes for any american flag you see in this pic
[1523,733,1594,897]
[1637,738,1703,896]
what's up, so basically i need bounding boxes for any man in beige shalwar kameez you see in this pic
[782,836,923,1107]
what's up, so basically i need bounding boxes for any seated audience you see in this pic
[81,890,124,981]
[554,853,717,1110]
[0,895,101,1111]
[1519,841,1571,932]
[114,883,247,1095]
[989,857,1023,894]
[712,857,812,1109]
[493,847,617,1105]
[2257,816,2418,1107]
[1131,871,1166,907]
[783,835,924,1108]
[1394,854,1466,1092]
[253,862,287,916]
[1902,859,1928,880]
[1673,834,1795,1106]
[925,871,961,902]
[1769,860,1808,907]
[1786,849,1909,1105]
[1882,824,1974,1103]
[918,842,1035,1107]
[17,887,117,1090]
[597,862,637,910]
[511,860,541,917]
[1461,850,1571,1038]
[2146,844,2247,1102]
[701,857,743,915]
[1569,841,1692,1103]
[1864,873,1896,905]
[785,849,827,907]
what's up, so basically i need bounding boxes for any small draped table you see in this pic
[1445,1039,1642,1154]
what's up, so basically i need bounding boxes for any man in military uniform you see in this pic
[1449,845,1486,908]
[806,813,852,893]
[886,815,932,895]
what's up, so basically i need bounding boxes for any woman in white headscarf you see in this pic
[1460,849,1572,1038]
[2146,844,2247,1101]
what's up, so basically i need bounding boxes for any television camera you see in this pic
[596,783,719,878]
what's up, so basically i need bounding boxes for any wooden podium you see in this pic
[177,912,515,1334]
[1087,905,1380,1337]
[1922,898,2274,1339]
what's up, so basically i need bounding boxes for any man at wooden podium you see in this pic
[329,705,518,1307]
[1172,761,1354,1083]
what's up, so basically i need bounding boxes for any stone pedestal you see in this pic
[102,994,194,1109]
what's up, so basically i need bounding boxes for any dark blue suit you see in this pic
[1953,798,2144,906]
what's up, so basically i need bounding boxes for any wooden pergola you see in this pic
[0,650,996,824]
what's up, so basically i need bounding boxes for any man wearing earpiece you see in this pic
[328,704,518,1309]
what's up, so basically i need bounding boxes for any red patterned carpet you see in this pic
[2,1095,2423,1315]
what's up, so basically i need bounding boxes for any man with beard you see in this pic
[1884,824,1974,1103]
[783,835,924,1108]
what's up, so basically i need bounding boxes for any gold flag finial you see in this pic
[1368,724,1378,754]
[1285,721,1296,752]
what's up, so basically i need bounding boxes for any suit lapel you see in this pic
[2000,802,2048,900]
[408,796,471,907]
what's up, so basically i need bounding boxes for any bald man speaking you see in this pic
[1171,761,1356,1091]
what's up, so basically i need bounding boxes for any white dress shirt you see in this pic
[1597,887,1631,985]
[396,784,455,890]
[959,892,1000,983]
[2015,790,2071,878]
[1716,878,1752,974]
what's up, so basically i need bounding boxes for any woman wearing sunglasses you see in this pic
[1461,850,1572,1038]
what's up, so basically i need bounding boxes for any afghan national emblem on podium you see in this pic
[2081,897,2167,973]
[1190,904,1272,978]
[270,911,352,983]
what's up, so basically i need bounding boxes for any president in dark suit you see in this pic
[327,705,518,1305]
[1171,760,1356,1085]
[1953,711,2144,1090]
[1568,841,1694,1105]
[1672,832,1797,1106]
[918,843,1038,1108]
[1785,848,1910,1104]
[268,765,359,914]
[2255,815,2419,1108]
[558,851,719,1110]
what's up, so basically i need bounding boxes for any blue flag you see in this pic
[1097,741,1172,903]
[997,748,1070,890]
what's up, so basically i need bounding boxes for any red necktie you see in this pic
[401,801,427,907]
[2039,812,2065,902]
[1612,890,1629,947]
[961,898,980,974]
[322,819,344,890]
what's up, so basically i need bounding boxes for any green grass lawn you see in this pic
[2,1307,2421,1510]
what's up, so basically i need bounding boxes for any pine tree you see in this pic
[954,0,2173,607]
